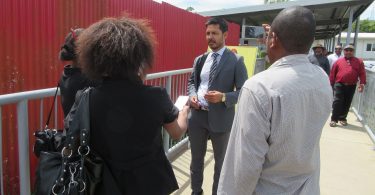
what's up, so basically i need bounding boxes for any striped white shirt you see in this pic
[218,54,333,195]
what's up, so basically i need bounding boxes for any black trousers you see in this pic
[331,83,357,122]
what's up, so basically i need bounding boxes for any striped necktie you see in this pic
[208,52,219,88]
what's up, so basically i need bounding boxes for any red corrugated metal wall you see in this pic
[0,0,240,193]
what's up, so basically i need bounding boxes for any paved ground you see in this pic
[171,111,375,195]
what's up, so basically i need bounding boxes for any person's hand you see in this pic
[262,24,271,37]
[262,24,270,32]
[204,91,223,103]
[181,105,190,114]
[189,96,200,109]
[358,84,364,93]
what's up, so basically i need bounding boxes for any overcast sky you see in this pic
[154,0,264,12]
[154,0,375,20]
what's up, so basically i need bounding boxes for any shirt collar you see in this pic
[211,46,226,57]
[269,54,310,69]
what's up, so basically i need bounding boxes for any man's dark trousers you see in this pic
[331,83,356,122]
[188,109,230,195]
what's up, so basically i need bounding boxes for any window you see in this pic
[244,26,265,39]
[366,43,375,51]
[366,44,371,51]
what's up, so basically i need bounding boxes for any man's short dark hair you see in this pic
[205,17,228,33]
[77,16,156,83]
[271,6,315,53]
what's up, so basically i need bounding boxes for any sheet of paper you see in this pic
[174,96,189,111]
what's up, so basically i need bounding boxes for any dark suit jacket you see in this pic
[308,54,330,76]
[187,47,248,133]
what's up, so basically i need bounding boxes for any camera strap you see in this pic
[45,83,60,128]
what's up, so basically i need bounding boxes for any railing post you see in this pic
[0,107,4,195]
[358,90,363,115]
[17,100,30,195]
[40,99,44,129]
[163,76,172,151]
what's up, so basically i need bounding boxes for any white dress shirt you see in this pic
[197,47,225,108]
[218,54,333,195]
[327,53,342,70]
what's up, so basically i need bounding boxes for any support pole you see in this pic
[346,7,353,46]
[354,19,360,55]
[240,18,246,45]
[338,21,343,45]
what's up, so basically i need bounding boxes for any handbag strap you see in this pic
[45,83,60,128]
[53,88,92,193]
[78,88,91,154]
[63,87,92,152]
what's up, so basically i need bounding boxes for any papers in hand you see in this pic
[174,96,189,111]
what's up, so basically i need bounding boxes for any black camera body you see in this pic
[33,129,65,157]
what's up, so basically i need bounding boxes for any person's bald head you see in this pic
[271,6,315,54]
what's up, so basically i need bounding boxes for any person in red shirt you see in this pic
[329,44,366,127]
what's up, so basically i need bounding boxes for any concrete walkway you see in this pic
[171,111,375,195]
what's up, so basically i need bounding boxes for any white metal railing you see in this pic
[0,68,192,195]
[352,68,375,145]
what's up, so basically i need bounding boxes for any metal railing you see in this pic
[352,68,375,145]
[0,68,192,195]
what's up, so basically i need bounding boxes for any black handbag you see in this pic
[35,87,103,195]
[33,84,65,157]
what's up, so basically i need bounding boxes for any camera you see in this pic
[33,129,65,157]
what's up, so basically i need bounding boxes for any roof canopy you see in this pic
[199,0,373,40]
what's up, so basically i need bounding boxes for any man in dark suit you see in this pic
[187,17,248,195]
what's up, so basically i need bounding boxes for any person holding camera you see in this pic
[34,29,90,157]
[59,28,92,117]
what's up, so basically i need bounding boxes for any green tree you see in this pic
[186,6,194,12]
[351,20,375,32]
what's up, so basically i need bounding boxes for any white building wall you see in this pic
[360,38,375,60]
[336,33,375,60]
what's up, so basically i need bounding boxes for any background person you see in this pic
[308,43,330,75]
[187,17,248,195]
[329,44,366,127]
[328,45,343,70]
[77,16,189,195]
[218,6,332,194]
[59,28,92,117]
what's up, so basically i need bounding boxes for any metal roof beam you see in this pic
[316,19,349,26]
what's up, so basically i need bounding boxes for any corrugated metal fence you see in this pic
[0,0,240,194]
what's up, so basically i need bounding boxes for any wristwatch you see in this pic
[221,93,226,102]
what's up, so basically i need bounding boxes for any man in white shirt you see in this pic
[218,6,332,195]
[327,45,343,69]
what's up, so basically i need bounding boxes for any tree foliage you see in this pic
[351,20,375,32]
[186,6,194,12]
